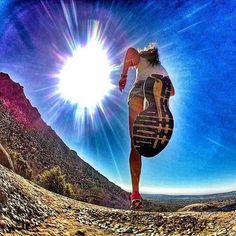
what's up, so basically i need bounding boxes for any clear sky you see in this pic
[1,0,236,195]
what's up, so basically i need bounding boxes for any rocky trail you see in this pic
[1,165,236,236]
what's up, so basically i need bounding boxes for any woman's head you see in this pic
[138,43,160,66]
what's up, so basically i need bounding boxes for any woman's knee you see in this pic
[129,97,144,112]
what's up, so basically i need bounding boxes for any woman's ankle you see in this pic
[131,191,142,200]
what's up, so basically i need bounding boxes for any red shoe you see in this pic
[130,191,143,210]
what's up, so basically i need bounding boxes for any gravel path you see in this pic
[0,166,56,235]
[1,165,236,236]
[75,206,236,235]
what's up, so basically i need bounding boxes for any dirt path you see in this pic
[1,166,236,236]
[9,190,236,236]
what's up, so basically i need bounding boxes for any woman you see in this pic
[119,43,175,209]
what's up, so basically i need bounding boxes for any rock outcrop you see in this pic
[0,143,14,170]
[0,72,129,209]
[0,73,46,129]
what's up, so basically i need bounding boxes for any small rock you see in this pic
[75,230,85,236]
[0,219,6,229]
[123,226,133,233]
[0,190,7,203]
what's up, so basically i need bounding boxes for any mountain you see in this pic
[143,191,236,201]
[0,72,129,209]
[1,164,236,235]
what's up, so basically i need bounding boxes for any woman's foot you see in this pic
[130,191,143,210]
[133,75,174,157]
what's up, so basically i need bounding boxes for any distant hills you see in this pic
[142,191,236,212]
[143,191,236,201]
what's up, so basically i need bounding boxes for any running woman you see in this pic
[119,43,175,209]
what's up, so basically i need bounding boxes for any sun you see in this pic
[58,39,113,112]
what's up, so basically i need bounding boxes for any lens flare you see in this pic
[57,26,113,113]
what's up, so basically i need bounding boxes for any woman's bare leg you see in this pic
[129,97,144,193]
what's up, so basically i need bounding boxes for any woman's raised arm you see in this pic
[121,47,140,75]
[119,48,140,91]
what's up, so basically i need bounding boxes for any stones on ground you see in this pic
[0,189,7,204]
[76,207,211,235]
[0,165,56,234]
[0,163,236,235]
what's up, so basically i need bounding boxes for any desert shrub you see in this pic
[10,151,32,180]
[64,182,74,197]
[36,166,74,198]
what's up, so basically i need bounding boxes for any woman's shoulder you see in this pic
[156,64,168,75]
[127,47,139,56]
[126,47,140,67]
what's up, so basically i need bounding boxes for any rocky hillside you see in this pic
[0,72,129,209]
[1,165,236,236]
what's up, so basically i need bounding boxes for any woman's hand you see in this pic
[119,74,127,91]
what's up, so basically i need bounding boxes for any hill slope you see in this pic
[0,72,129,209]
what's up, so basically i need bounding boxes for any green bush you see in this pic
[10,151,32,180]
[37,166,74,198]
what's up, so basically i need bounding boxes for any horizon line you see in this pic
[118,183,236,196]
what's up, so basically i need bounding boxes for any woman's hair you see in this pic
[138,43,160,66]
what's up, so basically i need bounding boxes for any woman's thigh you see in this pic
[129,97,144,138]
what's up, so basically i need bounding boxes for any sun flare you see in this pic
[58,38,113,112]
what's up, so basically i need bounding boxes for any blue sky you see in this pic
[0,0,236,194]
